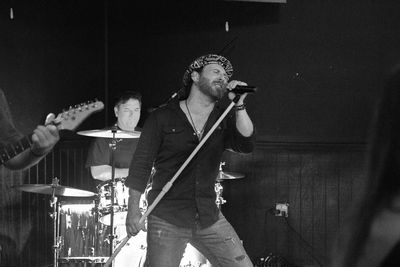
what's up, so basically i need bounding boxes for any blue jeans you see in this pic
[146,212,253,267]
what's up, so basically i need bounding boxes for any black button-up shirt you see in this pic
[125,99,255,228]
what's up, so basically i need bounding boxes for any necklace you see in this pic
[185,100,206,140]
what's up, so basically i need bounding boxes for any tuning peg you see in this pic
[219,161,226,170]
[63,108,70,116]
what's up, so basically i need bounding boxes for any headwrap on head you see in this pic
[182,54,233,88]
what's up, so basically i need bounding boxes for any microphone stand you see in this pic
[147,89,182,113]
[103,95,240,267]
[107,126,118,266]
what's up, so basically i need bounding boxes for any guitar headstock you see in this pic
[55,100,104,131]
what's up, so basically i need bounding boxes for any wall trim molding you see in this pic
[255,140,366,151]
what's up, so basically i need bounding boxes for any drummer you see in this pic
[85,91,142,185]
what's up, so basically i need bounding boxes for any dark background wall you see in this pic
[0,0,106,134]
[1,0,400,266]
[108,0,399,143]
[2,0,400,142]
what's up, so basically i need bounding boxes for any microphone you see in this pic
[227,85,257,94]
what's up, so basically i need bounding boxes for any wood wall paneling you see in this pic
[1,140,366,266]
[222,144,366,266]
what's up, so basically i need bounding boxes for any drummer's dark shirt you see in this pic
[85,126,140,189]
[85,129,140,169]
[125,99,255,229]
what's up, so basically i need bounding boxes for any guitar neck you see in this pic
[0,100,104,166]
[0,135,33,166]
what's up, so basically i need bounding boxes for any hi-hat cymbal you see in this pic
[13,184,96,197]
[216,171,245,182]
[77,129,141,139]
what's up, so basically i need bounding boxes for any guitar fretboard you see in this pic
[0,100,104,166]
[0,135,32,165]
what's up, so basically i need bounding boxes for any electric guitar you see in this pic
[0,100,104,166]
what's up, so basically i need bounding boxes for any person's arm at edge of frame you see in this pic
[4,120,60,170]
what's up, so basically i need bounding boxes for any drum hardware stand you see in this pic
[104,96,241,267]
[49,177,60,267]
[215,183,226,209]
[215,162,227,209]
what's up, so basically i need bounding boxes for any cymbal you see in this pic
[216,171,245,182]
[13,184,96,197]
[77,129,141,139]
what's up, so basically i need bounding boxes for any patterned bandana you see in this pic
[182,54,233,88]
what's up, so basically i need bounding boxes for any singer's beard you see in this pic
[198,77,225,101]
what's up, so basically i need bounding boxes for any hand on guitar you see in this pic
[30,113,60,157]
[2,100,104,170]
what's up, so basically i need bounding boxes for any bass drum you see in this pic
[180,243,212,267]
[109,183,150,267]
[136,238,212,267]
[113,230,147,267]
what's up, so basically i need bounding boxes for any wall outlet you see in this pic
[275,203,289,217]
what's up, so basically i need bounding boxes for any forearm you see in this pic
[128,188,143,211]
[90,165,129,181]
[126,188,146,235]
[235,107,254,137]
[4,148,46,170]
[227,81,254,137]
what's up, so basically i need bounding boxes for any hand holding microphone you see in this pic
[226,80,257,105]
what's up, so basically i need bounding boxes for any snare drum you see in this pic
[97,178,129,226]
[97,178,150,226]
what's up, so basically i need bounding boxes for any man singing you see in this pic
[125,54,255,267]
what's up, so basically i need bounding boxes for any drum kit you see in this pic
[12,128,245,267]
